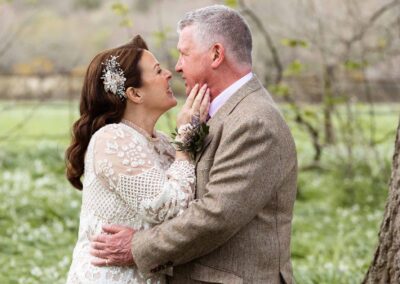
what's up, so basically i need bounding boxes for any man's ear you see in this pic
[125,87,143,104]
[210,43,225,69]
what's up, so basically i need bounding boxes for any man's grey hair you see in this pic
[178,5,252,67]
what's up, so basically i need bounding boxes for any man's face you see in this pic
[175,26,210,95]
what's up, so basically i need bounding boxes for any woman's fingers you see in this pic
[184,84,199,109]
[178,83,209,127]
[199,89,210,122]
[191,84,208,113]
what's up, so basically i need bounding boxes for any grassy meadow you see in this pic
[0,100,398,283]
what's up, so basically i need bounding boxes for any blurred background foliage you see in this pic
[0,0,399,283]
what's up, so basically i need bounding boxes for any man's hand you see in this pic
[90,225,136,267]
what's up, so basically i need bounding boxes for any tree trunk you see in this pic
[363,117,400,283]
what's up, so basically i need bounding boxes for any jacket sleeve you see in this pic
[131,116,283,273]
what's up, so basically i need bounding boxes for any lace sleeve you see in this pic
[93,124,195,224]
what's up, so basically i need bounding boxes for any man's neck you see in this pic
[208,67,252,102]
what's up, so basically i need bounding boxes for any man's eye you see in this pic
[157,69,162,74]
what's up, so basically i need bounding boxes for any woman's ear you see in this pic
[125,87,143,104]
[210,43,225,69]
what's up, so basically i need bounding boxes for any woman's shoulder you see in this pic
[90,124,133,150]
[92,123,148,151]
[93,123,127,139]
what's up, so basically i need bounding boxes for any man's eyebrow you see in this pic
[153,63,160,69]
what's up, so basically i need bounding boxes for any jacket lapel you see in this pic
[194,133,213,163]
[195,75,263,164]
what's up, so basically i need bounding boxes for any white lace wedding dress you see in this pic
[66,121,195,284]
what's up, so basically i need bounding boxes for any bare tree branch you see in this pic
[0,12,35,59]
[238,0,323,162]
[238,0,283,84]
[347,0,400,45]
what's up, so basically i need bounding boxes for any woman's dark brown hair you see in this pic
[65,35,148,190]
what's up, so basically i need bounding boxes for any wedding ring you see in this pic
[106,259,109,266]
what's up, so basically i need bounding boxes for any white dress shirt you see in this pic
[208,72,253,118]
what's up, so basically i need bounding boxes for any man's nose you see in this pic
[175,57,182,72]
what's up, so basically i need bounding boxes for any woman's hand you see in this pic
[177,84,210,128]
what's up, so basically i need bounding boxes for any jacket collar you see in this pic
[195,75,263,164]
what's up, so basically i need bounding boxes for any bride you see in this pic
[65,35,210,283]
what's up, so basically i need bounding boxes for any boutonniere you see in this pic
[171,115,209,160]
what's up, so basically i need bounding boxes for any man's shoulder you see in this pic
[223,86,294,142]
[230,86,281,121]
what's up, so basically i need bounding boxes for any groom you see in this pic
[91,5,297,283]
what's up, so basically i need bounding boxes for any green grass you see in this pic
[0,100,179,148]
[0,100,398,283]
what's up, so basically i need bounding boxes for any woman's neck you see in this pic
[122,109,159,137]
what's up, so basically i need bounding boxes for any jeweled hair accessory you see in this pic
[101,55,127,100]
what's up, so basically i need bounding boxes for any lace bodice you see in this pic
[66,122,195,284]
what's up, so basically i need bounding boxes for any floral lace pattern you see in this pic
[66,123,195,284]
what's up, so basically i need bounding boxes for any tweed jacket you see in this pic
[131,76,298,284]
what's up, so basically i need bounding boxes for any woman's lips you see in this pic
[167,86,173,96]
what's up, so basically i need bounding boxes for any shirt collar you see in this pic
[209,72,253,118]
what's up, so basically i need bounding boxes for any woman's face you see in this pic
[136,50,177,113]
